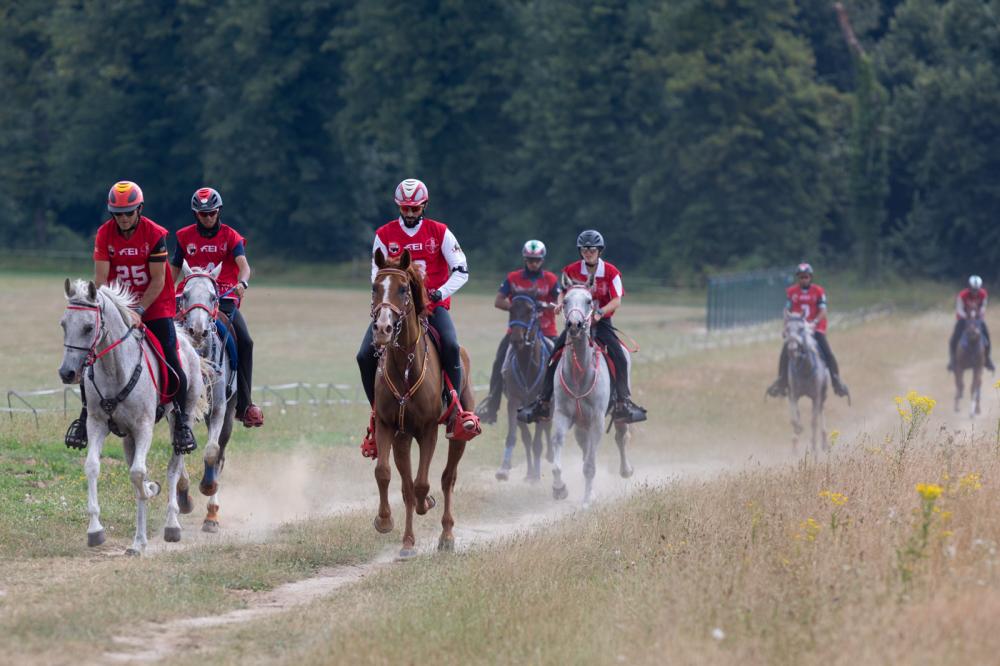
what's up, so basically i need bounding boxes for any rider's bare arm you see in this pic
[139,261,166,312]
[597,295,622,320]
[94,260,110,288]
[815,306,828,324]
[235,255,251,297]
[493,292,510,311]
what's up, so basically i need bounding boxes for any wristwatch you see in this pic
[239,280,249,289]
[595,307,604,317]
[134,305,146,316]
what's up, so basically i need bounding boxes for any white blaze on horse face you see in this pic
[372,276,397,343]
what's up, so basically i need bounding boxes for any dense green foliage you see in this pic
[1,0,997,281]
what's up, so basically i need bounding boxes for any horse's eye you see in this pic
[372,284,377,293]
[83,325,93,334]
[398,286,407,296]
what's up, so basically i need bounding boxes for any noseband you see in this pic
[564,286,593,338]
[509,294,541,346]
[371,268,415,348]
[177,273,234,321]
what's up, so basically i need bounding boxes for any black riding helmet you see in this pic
[576,229,605,252]
[191,187,223,213]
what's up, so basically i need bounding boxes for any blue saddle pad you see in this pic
[215,319,239,372]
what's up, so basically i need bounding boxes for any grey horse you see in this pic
[496,294,553,482]
[58,279,208,555]
[177,262,238,531]
[780,313,828,454]
[549,280,633,508]
[953,313,986,418]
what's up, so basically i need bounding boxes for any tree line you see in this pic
[1,0,998,282]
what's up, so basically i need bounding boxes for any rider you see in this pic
[170,187,264,427]
[517,230,647,424]
[356,178,480,455]
[948,275,994,372]
[475,240,560,424]
[767,263,850,398]
[64,181,197,454]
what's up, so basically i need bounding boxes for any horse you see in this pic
[954,313,985,417]
[369,248,476,558]
[58,279,207,555]
[783,313,828,454]
[496,294,553,482]
[176,262,239,532]
[549,278,633,508]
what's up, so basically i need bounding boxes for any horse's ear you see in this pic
[64,278,72,298]
[87,281,97,302]
[374,248,386,269]
[210,263,223,280]
[182,260,192,277]
[398,249,411,270]
[560,272,573,290]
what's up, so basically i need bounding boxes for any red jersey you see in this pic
[786,284,828,334]
[373,218,466,311]
[562,259,624,319]
[175,224,246,292]
[500,269,560,337]
[94,216,175,321]
[957,287,988,319]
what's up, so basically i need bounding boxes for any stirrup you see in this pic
[447,409,481,442]
[361,411,377,459]
[64,418,88,450]
[474,396,498,425]
[172,415,197,455]
[766,380,788,398]
[832,377,850,398]
[613,399,648,424]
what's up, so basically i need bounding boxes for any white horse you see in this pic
[176,262,238,533]
[783,313,828,454]
[58,279,207,555]
[549,280,633,508]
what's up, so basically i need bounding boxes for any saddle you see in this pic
[551,339,619,382]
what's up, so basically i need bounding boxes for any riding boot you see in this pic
[517,362,557,423]
[612,397,648,423]
[171,403,198,455]
[831,374,850,398]
[987,338,996,372]
[65,407,88,450]
[767,348,790,397]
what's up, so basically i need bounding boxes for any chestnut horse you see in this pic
[369,249,475,558]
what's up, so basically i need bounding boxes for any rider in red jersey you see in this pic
[767,263,850,398]
[64,181,197,454]
[518,230,647,424]
[171,187,264,427]
[475,239,560,424]
[948,275,994,372]
[356,179,481,455]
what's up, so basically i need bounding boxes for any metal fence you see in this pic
[706,267,793,330]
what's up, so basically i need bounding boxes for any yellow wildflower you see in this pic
[994,379,1000,389]
[819,490,849,506]
[916,483,943,501]
[958,473,983,492]
[798,517,822,542]
[829,430,841,446]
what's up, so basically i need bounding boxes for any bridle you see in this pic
[508,294,541,347]
[371,268,415,350]
[64,298,135,367]
[177,272,235,321]
[563,285,594,340]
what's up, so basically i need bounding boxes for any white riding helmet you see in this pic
[522,239,546,259]
[394,178,429,207]
[970,275,983,290]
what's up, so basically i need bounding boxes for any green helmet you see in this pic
[522,239,547,259]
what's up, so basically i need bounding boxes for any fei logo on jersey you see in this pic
[118,247,141,257]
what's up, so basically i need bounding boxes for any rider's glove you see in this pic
[428,289,443,303]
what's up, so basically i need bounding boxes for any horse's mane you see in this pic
[68,279,138,319]
[406,264,428,317]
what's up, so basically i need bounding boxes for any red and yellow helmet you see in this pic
[107,181,144,213]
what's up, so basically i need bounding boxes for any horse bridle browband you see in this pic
[509,294,541,346]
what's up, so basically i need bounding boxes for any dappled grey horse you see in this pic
[954,313,986,418]
[497,294,553,482]
[58,279,207,555]
[782,314,828,454]
[549,281,633,508]
[177,262,238,531]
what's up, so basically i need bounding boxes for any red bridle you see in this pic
[64,302,134,365]
[177,273,229,320]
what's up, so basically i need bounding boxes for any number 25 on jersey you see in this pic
[115,265,149,287]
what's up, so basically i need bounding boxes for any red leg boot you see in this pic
[360,410,378,459]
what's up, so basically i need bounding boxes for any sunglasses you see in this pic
[580,246,600,252]
[399,205,424,214]
[111,210,137,219]
[196,210,219,218]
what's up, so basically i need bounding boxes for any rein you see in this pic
[559,338,603,422]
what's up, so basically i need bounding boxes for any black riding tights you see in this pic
[538,319,630,402]
[219,300,255,415]
[357,307,463,406]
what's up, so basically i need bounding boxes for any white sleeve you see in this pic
[370,236,388,283]
[611,274,624,299]
[437,229,469,299]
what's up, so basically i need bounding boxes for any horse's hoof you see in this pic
[553,485,569,501]
[199,479,218,497]
[620,465,634,479]
[373,516,394,534]
[124,547,141,557]
[495,468,510,481]
[87,529,106,547]
[148,481,161,498]
[438,536,455,552]
[397,548,418,561]
[202,520,219,534]
[524,474,540,483]
[424,495,436,512]
[163,526,182,543]
[177,489,194,515]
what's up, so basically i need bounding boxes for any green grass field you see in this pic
[0,270,996,665]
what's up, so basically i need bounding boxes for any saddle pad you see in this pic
[215,315,239,372]
[143,329,180,405]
